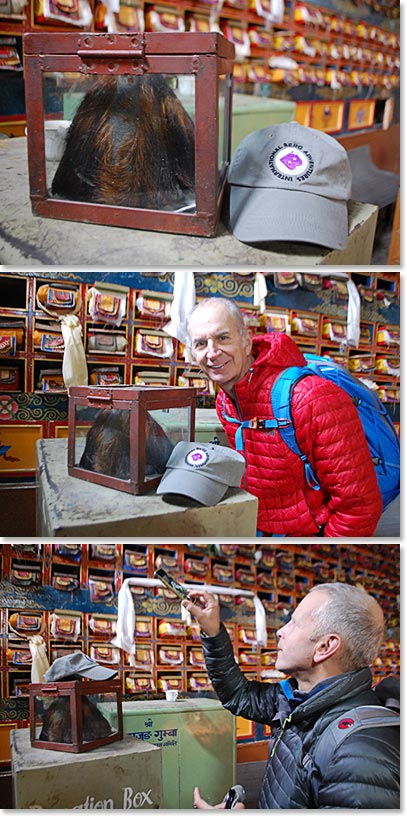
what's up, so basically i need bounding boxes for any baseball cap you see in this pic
[228,121,352,249]
[44,652,118,682]
[156,441,245,506]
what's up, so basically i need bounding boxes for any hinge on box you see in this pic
[77,33,147,75]
[87,389,114,407]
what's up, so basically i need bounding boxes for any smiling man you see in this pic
[187,297,382,537]
[183,584,400,810]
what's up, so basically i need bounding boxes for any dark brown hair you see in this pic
[79,409,174,479]
[51,74,195,210]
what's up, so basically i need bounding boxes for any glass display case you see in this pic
[29,679,123,753]
[67,384,196,493]
[23,32,235,237]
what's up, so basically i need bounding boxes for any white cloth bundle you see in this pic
[60,314,88,388]
[29,635,50,683]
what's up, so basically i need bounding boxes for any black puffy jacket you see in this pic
[201,626,399,809]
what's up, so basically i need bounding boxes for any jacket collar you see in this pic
[251,333,307,371]
[230,333,307,397]
[283,667,374,721]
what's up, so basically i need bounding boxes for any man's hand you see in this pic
[182,590,221,637]
[193,787,245,810]
[194,787,226,809]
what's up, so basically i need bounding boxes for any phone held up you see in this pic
[154,568,205,608]
[154,568,191,600]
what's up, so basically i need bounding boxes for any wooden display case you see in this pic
[23,31,234,238]
[67,384,196,494]
[29,678,123,753]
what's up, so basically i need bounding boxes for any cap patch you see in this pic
[269,143,314,182]
[185,447,210,468]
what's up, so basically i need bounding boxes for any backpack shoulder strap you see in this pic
[271,366,322,490]
[373,675,400,710]
[303,705,400,804]
[220,391,289,453]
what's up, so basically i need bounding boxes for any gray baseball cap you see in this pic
[228,121,352,249]
[156,441,245,506]
[44,652,118,682]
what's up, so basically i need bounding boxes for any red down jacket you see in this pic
[216,332,382,536]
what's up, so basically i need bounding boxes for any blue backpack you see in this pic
[271,353,400,510]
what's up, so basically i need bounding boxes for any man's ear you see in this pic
[245,330,253,355]
[313,633,341,664]
[187,343,197,363]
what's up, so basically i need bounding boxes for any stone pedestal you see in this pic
[10,730,163,809]
[36,438,258,536]
[0,137,378,266]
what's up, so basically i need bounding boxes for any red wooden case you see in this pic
[23,32,235,237]
[67,384,196,494]
[29,679,123,753]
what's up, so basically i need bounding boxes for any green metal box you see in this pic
[231,95,296,154]
[195,408,228,446]
[102,698,236,808]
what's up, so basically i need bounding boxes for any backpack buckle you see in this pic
[249,418,266,429]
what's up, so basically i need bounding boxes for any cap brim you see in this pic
[156,467,228,506]
[78,665,118,680]
[229,186,349,250]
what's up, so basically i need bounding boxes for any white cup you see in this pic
[44,120,71,162]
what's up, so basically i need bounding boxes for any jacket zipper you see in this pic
[230,368,254,491]
[269,712,293,759]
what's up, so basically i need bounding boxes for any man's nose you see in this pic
[206,339,220,357]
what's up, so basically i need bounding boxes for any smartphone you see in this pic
[154,568,191,601]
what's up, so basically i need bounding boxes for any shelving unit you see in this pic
[0,0,400,138]
[224,0,399,111]
[0,270,400,395]
[0,274,211,396]
[263,270,400,423]
[261,309,400,409]
[0,542,400,762]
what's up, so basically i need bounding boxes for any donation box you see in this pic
[101,697,236,809]
[67,384,196,494]
[10,729,163,809]
[23,32,235,237]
